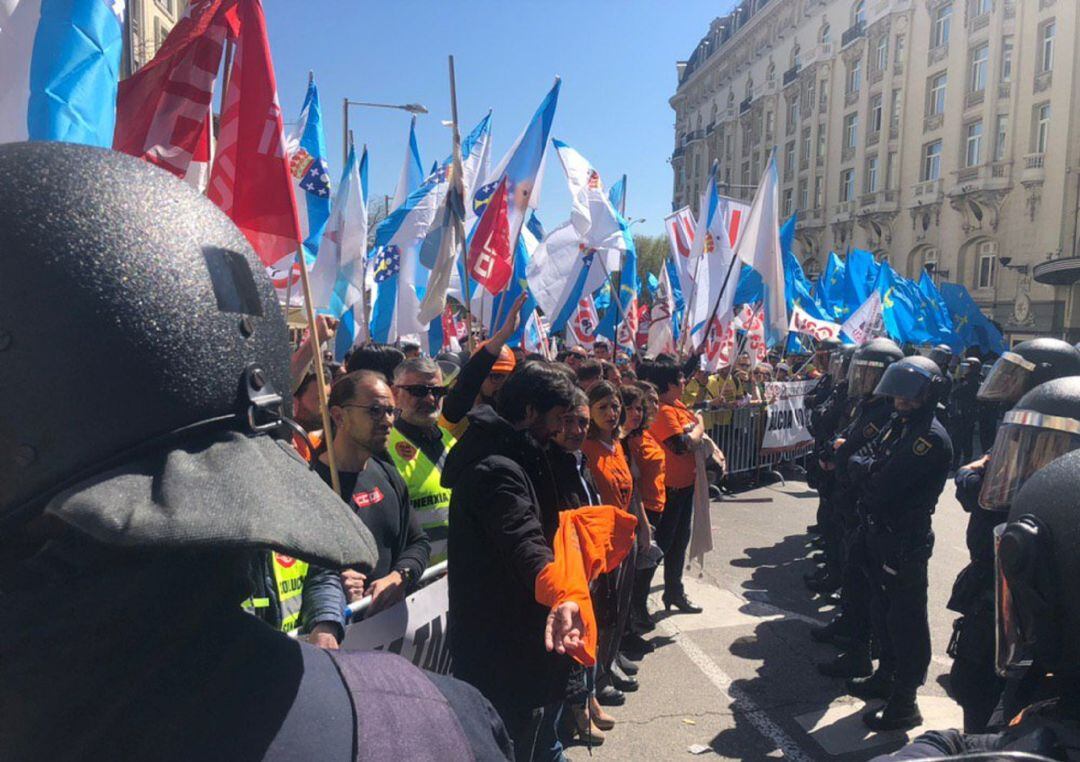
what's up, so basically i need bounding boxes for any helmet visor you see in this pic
[978,411,1080,510]
[995,523,1034,676]
[846,359,886,397]
[827,352,845,378]
[978,352,1036,403]
[873,362,933,401]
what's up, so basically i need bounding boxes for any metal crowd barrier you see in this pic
[703,405,814,481]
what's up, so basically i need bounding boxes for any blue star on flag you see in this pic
[372,245,401,283]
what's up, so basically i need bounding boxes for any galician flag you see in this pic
[732,151,787,342]
[309,142,368,321]
[685,160,737,348]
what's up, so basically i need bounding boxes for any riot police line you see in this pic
[800,335,1080,760]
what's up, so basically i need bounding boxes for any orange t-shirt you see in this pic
[649,400,698,488]
[292,430,324,463]
[628,431,667,513]
[581,438,633,513]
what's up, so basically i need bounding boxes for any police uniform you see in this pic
[387,422,456,564]
[852,409,952,704]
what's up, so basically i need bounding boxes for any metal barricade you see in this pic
[703,405,767,475]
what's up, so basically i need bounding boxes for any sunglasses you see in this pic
[397,384,449,399]
[341,403,400,421]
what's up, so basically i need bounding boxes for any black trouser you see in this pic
[654,485,695,598]
[866,551,931,695]
[947,607,1005,733]
[838,521,873,648]
[596,543,637,673]
[950,420,975,468]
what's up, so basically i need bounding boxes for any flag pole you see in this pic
[447,55,476,355]
[293,141,346,498]
[678,162,718,353]
[217,38,235,141]
[281,71,317,319]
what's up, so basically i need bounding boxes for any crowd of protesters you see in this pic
[264,291,867,761]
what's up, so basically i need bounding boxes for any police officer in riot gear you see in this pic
[880,448,1080,760]
[947,377,1080,733]
[815,339,905,678]
[977,339,1080,408]
[947,357,981,469]
[846,356,952,731]
[0,143,518,760]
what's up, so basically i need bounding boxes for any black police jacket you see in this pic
[851,410,953,539]
[831,396,895,477]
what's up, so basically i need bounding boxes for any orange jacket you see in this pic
[292,430,324,463]
[581,438,633,513]
[628,431,667,513]
[534,505,637,666]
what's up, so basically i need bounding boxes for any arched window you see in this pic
[791,42,802,68]
[976,241,997,289]
[767,61,776,82]
[820,23,832,45]
[745,76,754,98]
[853,0,866,26]
[728,91,736,106]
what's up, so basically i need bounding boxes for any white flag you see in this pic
[646,264,677,357]
[789,305,843,342]
[309,144,368,317]
[842,291,885,345]
[733,152,787,340]
[552,139,626,256]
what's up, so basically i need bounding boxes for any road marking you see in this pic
[653,598,816,762]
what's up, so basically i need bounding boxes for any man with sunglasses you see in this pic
[318,371,431,616]
[388,357,457,564]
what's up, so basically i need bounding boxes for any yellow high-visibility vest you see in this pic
[242,552,310,634]
[387,426,456,564]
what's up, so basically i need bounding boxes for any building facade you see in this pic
[671,0,1080,344]
[124,0,187,76]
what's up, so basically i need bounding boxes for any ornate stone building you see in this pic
[124,0,187,76]
[671,0,1080,343]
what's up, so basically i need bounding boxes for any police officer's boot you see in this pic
[846,668,895,700]
[806,573,841,594]
[817,648,872,678]
[810,614,852,645]
[862,690,922,732]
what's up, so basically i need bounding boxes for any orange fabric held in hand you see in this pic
[534,505,638,666]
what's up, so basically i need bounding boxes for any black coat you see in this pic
[441,405,570,714]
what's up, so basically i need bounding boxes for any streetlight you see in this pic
[628,217,646,227]
[341,99,429,165]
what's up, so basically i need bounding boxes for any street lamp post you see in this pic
[341,99,428,166]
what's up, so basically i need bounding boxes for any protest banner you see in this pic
[760,379,816,452]
[341,575,452,675]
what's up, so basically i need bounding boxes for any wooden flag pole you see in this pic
[448,55,477,355]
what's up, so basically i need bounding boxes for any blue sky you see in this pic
[265,0,737,238]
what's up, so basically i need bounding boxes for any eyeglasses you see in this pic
[341,403,400,421]
[396,384,449,399]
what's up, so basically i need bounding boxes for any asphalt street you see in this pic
[567,475,970,761]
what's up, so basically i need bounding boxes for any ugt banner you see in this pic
[341,576,451,674]
[760,380,816,453]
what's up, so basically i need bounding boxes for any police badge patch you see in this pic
[863,423,879,439]
[913,437,933,456]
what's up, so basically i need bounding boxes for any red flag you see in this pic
[113,0,233,179]
[466,176,513,295]
[207,0,300,267]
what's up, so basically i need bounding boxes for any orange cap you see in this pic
[477,341,517,374]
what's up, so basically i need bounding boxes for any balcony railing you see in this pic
[783,65,801,87]
[1022,153,1046,185]
[867,130,881,147]
[740,97,753,114]
[968,13,990,33]
[928,45,949,66]
[951,162,1013,191]
[833,200,857,218]
[1035,71,1053,94]
[924,113,944,133]
[841,21,866,49]
[912,178,943,201]
[965,90,986,110]
[998,82,1011,100]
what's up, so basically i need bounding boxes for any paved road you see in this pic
[567,476,969,761]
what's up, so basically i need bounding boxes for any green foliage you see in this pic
[634,234,669,304]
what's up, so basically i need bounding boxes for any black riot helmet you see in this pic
[959,356,982,378]
[846,338,904,398]
[979,377,1080,512]
[996,448,1080,676]
[927,344,953,374]
[873,355,947,406]
[0,142,376,569]
[978,338,1080,404]
[826,343,857,379]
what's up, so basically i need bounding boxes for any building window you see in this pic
[814,176,824,207]
[819,83,829,112]
[766,110,775,137]
[866,155,879,193]
[783,188,794,216]
[154,0,175,18]
[970,43,989,93]
[853,0,867,25]
[844,113,859,149]
[785,141,796,175]
[786,98,799,133]
[1040,21,1056,74]
[876,35,889,71]
[817,130,827,158]
[792,43,802,68]
[1035,103,1051,154]
[840,169,855,201]
[870,94,883,134]
[977,242,997,288]
[799,180,809,209]
[923,140,943,181]
[970,0,990,16]
[931,4,952,49]
[928,72,948,116]
[847,59,862,94]
[886,151,898,188]
[994,114,1008,161]
[802,129,812,161]
[964,120,983,167]
[153,17,171,53]
[890,88,902,130]
[1001,37,1013,83]
[820,23,831,45]
[924,247,939,276]
[895,34,906,66]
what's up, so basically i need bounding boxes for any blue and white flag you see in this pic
[371,117,426,344]
[272,74,332,305]
[597,174,638,351]
[0,0,124,146]
[685,161,737,346]
[310,143,368,323]
[733,152,787,342]
[552,139,625,255]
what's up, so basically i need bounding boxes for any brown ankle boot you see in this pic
[589,695,616,730]
[567,703,606,745]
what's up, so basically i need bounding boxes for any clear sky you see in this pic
[265,0,737,238]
